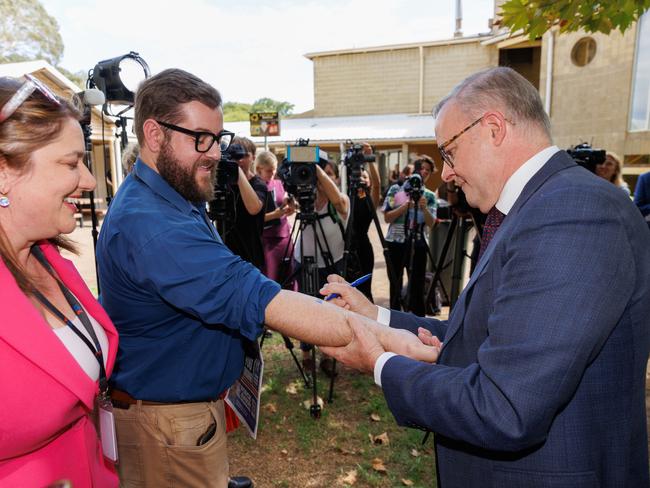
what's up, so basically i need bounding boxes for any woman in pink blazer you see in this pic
[0,76,119,487]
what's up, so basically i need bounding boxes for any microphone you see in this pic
[79,88,105,106]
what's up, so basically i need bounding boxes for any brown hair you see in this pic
[232,136,257,156]
[133,68,222,145]
[122,142,140,174]
[413,154,436,173]
[0,76,81,292]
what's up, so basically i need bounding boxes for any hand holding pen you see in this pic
[324,273,372,301]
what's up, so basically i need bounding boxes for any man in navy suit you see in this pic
[321,67,650,487]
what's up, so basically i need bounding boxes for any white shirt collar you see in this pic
[496,145,560,215]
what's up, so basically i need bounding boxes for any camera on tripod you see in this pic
[278,139,327,217]
[403,173,424,202]
[567,143,606,174]
[343,140,375,190]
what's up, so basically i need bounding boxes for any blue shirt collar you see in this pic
[133,158,197,215]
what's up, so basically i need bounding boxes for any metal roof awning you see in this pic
[225,113,437,146]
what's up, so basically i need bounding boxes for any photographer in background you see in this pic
[295,158,350,375]
[347,143,380,300]
[383,156,437,316]
[222,136,268,270]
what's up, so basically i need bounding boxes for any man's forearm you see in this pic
[264,290,412,354]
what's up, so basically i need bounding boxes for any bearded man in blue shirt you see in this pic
[96,68,439,488]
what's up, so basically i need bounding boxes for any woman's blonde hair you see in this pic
[0,76,81,292]
[606,152,624,187]
[255,150,278,170]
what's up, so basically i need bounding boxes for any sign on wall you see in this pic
[249,112,280,137]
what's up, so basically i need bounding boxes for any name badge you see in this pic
[98,395,119,463]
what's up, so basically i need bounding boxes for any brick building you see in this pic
[236,3,650,191]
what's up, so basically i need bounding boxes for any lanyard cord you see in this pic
[30,246,109,396]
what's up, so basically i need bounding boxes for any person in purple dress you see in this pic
[255,150,296,288]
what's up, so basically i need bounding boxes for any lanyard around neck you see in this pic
[30,245,108,396]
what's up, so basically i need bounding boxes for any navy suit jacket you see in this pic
[634,171,650,230]
[383,151,650,488]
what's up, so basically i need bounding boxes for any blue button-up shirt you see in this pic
[97,159,280,402]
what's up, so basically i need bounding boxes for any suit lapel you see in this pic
[440,152,576,352]
[0,263,97,409]
[0,242,119,409]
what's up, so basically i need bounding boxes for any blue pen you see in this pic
[325,273,372,301]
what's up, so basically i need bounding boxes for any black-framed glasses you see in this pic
[156,120,234,153]
[437,115,484,169]
[0,74,61,123]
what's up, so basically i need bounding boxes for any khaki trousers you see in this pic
[114,399,228,488]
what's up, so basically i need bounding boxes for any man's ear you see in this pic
[142,119,165,153]
[484,112,507,147]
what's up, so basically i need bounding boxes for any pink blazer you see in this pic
[0,241,119,488]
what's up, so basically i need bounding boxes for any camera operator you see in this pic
[222,136,268,270]
[294,159,350,374]
[382,156,437,316]
[347,143,380,300]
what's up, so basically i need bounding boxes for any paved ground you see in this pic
[65,215,650,457]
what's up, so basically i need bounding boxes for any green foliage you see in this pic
[500,0,650,39]
[229,334,437,487]
[223,101,252,122]
[251,97,294,116]
[224,98,295,122]
[0,0,64,66]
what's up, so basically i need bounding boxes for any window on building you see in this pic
[571,37,597,66]
[630,12,650,131]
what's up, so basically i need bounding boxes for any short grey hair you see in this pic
[434,67,551,137]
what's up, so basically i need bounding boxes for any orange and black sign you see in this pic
[250,112,280,137]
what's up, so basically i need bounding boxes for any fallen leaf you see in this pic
[338,469,357,485]
[281,449,288,456]
[370,413,381,422]
[372,432,390,445]
[368,433,374,443]
[410,448,420,457]
[285,383,298,395]
[337,447,356,455]
[402,479,414,486]
[262,403,277,414]
[371,458,387,474]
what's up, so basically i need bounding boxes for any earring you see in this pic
[0,195,9,208]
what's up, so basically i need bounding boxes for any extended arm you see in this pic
[316,165,349,219]
[237,167,264,215]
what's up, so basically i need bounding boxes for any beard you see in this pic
[156,140,215,202]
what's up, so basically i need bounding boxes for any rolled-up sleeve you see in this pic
[130,225,280,341]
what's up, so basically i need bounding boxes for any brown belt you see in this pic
[110,389,226,410]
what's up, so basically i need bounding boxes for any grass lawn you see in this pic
[228,333,438,487]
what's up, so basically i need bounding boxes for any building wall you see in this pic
[540,27,649,157]
[312,41,496,117]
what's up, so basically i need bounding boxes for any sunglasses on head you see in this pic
[0,74,61,123]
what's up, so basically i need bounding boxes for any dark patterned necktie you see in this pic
[477,206,506,262]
